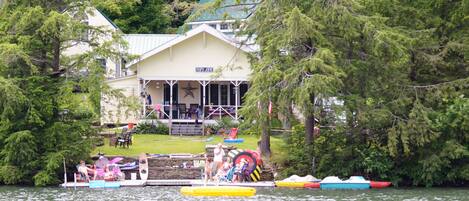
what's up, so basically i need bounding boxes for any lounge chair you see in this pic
[224,128,238,139]
[116,133,131,148]
[178,104,187,119]
[115,127,132,148]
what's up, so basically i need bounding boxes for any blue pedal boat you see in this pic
[89,180,121,188]
[320,176,370,190]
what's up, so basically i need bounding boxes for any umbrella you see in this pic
[109,157,124,164]
[95,156,109,169]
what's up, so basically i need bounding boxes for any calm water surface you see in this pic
[0,186,467,201]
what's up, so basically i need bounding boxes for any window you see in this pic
[220,23,229,30]
[220,84,228,105]
[96,58,106,71]
[209,24,217,29]
[202,84,237,106]
[229,84,235,105]
[240,84,248,105]
[163,84,178,105]
[209,84,219,105]
[116,59,126,77]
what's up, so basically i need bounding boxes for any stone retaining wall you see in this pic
[147,157,205,180]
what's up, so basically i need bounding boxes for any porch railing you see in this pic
[143,104,242,120]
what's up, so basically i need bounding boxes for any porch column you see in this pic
[142,79,150,119]
[230,80,242,120]
[140,79,145,120]
[198,80,210,135]
[166,80,177,135]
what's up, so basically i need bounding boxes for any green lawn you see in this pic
[93,134,285,157]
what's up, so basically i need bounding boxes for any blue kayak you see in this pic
[224,138,244,143]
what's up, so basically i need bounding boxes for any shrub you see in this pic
[213,116,239,131]
[0,166,24,184]
[155,124,169,134]
[136,122,169,134]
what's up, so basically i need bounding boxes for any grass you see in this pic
[93,134,285,157]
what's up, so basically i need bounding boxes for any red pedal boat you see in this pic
[370,181,392,188]
[304,182,320,188]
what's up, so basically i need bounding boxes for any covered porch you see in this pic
[139,78,248,134]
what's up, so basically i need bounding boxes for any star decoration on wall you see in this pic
[182,83,197,98]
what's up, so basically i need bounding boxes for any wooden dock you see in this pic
[190,181,275,187]
[61,180,275,188]
[61,180,147,188]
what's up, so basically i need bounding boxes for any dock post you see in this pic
[63,158,67,188]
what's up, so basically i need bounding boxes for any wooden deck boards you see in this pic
[61,180,274,188]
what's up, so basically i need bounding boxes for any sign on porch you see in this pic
[195,67,214,73]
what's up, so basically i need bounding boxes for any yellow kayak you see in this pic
[180,186,256,197]
[275,181,309,187]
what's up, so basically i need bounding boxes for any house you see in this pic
[100,0,258,135]
[63,7,124,79]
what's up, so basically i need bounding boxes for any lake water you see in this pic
[0,186,467,201]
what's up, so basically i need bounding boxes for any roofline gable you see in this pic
[126,24,253,68]
[95,8,120,31]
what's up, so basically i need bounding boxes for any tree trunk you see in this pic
[52,37,60,73]
[305,115,314,145]
[304,93,316,175]
[260,101,271,159]
[305,94,316,145]
[260,120,271,158]
[51,37,61,119]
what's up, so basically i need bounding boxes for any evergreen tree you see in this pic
[241,0,406,169]
[98,0,197,34]
[359,0,469,186]
[239,0,468,186]
[0,0,129,186]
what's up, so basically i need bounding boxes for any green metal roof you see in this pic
[191,0,258,22]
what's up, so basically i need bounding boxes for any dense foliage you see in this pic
[98,0,197,34]
[0,0,466,187]
[135,122,169,134]
[0,0,130,186]
[239,0,468,186]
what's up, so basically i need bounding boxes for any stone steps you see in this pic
[171,123,203,135]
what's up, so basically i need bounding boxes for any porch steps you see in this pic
[171,123,203,135]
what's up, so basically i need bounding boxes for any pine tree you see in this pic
[240,0,407,172]
[98,0,197,34]
[361,0,469,186]
[0,0,130,186]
